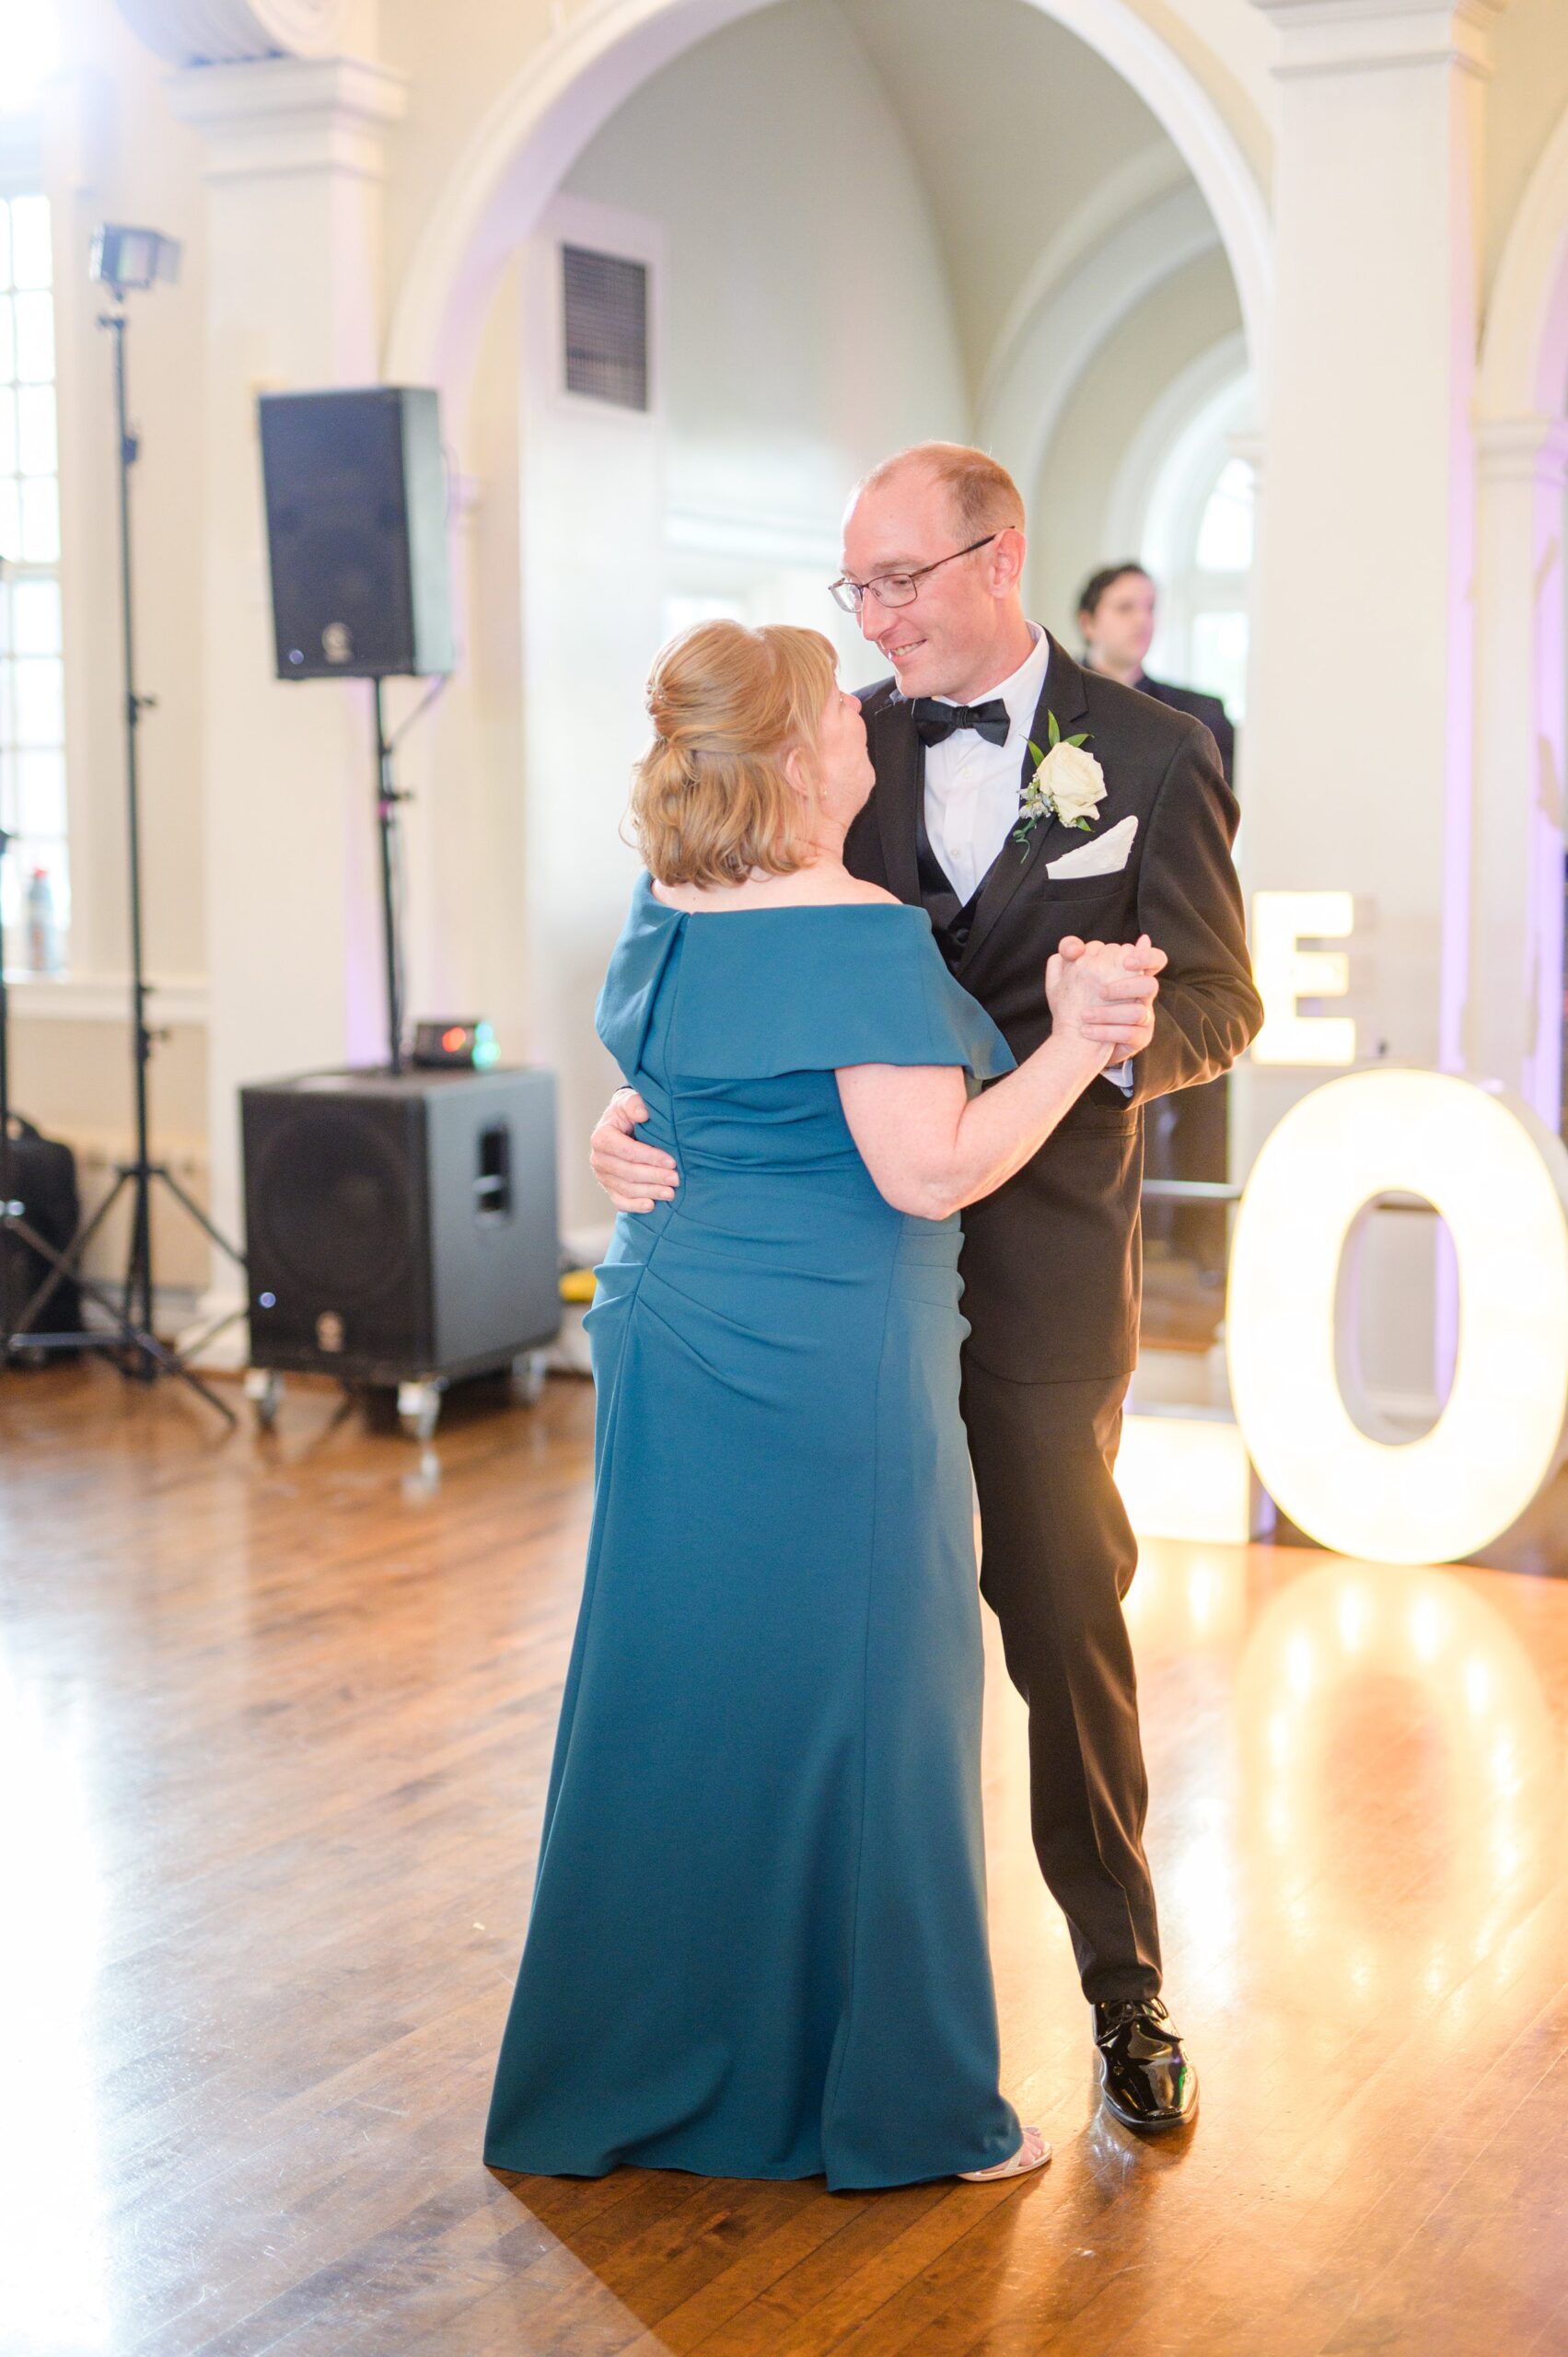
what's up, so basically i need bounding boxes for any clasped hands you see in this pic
[1050,933,1166,1063]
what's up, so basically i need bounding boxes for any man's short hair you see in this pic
[1077,562,1152,620]
[855,442,1026,540]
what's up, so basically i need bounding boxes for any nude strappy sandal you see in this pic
[958,2121,1051,2181]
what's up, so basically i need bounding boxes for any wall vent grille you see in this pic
[562,246,649,411]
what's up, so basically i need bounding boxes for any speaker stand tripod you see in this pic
[0,822,232,1417]
[0,296,244,1422]
[95,297,249,1414]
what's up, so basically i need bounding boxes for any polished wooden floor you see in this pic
[4,1361,1568,2356]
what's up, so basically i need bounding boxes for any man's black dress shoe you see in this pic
[1093,1998,1199,2131]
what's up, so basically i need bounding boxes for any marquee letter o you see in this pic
[1226,1070,1568,1564]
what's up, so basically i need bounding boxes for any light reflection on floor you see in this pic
[981,1531,1565,2162]
[1233,1560,1561,2026]
[0,1653,110,2352]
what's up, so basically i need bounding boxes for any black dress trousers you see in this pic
[958,1353,1162,2006]
[845,638,1263,2013]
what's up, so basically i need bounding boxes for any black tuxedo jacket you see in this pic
[843,633,1262,1382]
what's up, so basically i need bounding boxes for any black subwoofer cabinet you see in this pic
[240,1067,560,1394]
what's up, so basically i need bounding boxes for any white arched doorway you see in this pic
[382,0,1272,1244]
[385,0,1272,403]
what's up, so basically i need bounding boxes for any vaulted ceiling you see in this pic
[833,0,1193,394]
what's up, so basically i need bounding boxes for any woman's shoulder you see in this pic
[805,878,904,911]
[666,893,1015,1084]
[647,872,913,917]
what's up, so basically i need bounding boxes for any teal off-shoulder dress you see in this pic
[483,875,1022,2189]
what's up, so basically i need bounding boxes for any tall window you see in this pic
[1143,447,1255,723]
[0,189,66,972]
[1183,455,1255,722]
[1136,367,1255,727]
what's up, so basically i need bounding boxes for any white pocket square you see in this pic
[1045,814,1138,880]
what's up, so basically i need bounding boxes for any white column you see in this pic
[515,198,664,1248]
[1242,0,1501,1163]
[1224,425,1265,1171]
[1468,416,1568,1122]
[163,53,407,1357]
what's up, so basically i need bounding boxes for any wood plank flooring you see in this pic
[3,1359,1567,2356]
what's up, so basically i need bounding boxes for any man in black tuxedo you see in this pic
[591,445,1261,2132]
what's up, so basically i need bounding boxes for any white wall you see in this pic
[561,0,967,537]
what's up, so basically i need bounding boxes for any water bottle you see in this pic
[25,866,59,976]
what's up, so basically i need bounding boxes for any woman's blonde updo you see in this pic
[630,620,839,888]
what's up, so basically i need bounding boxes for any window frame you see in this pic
[0,106,70,982]
[1124,359,1256,724]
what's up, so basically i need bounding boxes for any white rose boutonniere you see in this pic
[1015,712,1108,857]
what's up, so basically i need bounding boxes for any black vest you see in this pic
[914,784,988,970]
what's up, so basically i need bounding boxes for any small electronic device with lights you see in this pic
[412,1018,499,1071]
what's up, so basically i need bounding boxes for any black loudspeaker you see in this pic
[240,1068,560,1386]
[258,387,456,680]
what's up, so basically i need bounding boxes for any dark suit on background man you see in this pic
[1132,672,1236,791]
[1130,672,1237,1271]
[845,631,1261,2007]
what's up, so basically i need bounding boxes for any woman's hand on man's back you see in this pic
[589,1090,680,1215]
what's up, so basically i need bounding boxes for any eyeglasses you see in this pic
[828,533,999,615]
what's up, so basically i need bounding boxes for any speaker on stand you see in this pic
[259,387,454,1077]
[245,388,561,1440]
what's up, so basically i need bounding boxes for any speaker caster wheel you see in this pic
[398,1378,443,1444]
[245,1367,283,1430]
[511,1351,548,1407]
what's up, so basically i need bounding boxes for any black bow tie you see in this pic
[910,696,1011,749]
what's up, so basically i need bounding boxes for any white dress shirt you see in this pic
[923,625,1051,906]
[923,625,1132,1090]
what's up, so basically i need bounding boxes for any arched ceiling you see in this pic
[377,0,1253,460]
[833,0,1190,395]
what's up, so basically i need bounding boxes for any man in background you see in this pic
[1078,563,1237,1288]
[1076,563,1236,788]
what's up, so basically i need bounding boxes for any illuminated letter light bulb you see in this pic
[1251,891,1356,1066]
[1226,1069,1568,1564]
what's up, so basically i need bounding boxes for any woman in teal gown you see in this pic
[483,621,1156,2189]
